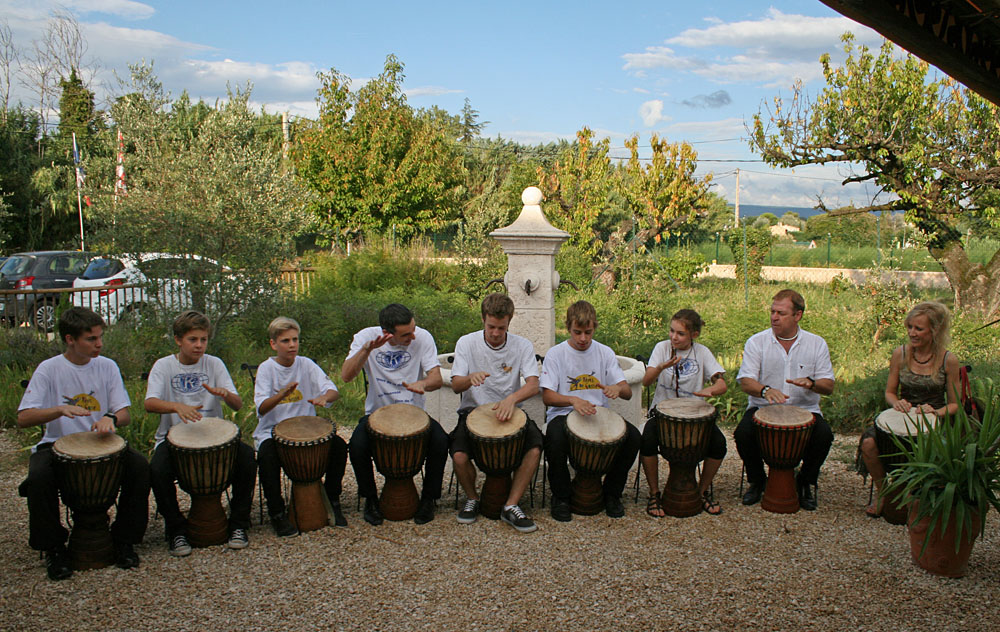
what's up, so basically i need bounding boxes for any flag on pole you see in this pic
[114,129,127,199]
[72,132,85,188]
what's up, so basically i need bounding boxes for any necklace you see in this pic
[484,332,507,351]
[776,331,799,341]
[912,348,934,365]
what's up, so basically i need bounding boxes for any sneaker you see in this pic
[227,528,249,550]
[550,498,572,522]
[363,497,384,526]
[44,545,72,581]
[331,500,348,528]
[114,542,140,569]
[501,504,538,533]
[742,480,766,506]
[414,497,436,525]
[457,498,480,524]
[798,478,818,511]
[168,534,192,557]
[271,510,299,537]
[605,495,625,519]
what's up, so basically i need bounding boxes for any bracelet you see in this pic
[103,412,119,427]
[760,386,770,398]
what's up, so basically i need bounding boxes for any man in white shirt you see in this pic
[735,289,835,510]
[342,303,447,526]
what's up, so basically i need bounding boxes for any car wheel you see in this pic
[33,300,56,332]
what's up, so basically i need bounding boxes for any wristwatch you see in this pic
[760,386,771,398]
[805,376,815,390]
[103,412,119,427]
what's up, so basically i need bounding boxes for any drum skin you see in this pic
[652,399,717,464]
[874,408,937,472]
[466,404,527,477]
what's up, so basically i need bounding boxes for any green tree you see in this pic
[459,97,487,144]
[725,226,773,285]
[0,106,45,249]
[57,67,97,139]
[294,55,464,245]
[751,35,1000,316]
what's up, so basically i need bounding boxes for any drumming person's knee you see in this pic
[123,449,151,485]
[733,413,757,444]
[452,450,471,467]
[811,419,834,446]
[860,435,878,457]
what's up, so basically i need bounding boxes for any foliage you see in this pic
[803,211,877,245]
[750,35,1000,316]
[859,265,912,349]
[652,247,708,288]
[724,226,773,284]
[320,235,464,294]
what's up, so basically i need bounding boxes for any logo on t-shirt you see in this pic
[567,373,600,391]
[171,372,209,394]
[677,358,698,377]
[279,389,303,405]
[63,392,100,411]
[376,349,411,371]
[499,362,513,373]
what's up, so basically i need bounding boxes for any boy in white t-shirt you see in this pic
[145,311,256,555]
[342,303,448,526]
[254,317,348,535]
[540,301,640,522]
[17,307,150,581]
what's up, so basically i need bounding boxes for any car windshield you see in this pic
[82,258,125,280]
[0,255,33,277]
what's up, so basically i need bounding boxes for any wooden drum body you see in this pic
[52,432,126,570]
[566,407,627,515]
[652,399,717,517]
[168,417,239,547]
[274,416,335,532]
[753,405,814,514]
[875,409,937,525]
[368,403,430,521]
[466,404,527,520]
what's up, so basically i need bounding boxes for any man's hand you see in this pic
[403,380,426,395]
[764,387,788,404]
[492,396,517,421]
[203,384,229,398]
[174,403,203,423]
[91,416,115,433]
[365,333,394,352]
[570,397,597,416]
[57,404,93,418]
[468,371,490,387]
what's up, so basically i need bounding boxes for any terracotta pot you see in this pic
[907,503,981,578]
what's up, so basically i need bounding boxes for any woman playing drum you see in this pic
[858,301,960,517]
[640,309,727,517]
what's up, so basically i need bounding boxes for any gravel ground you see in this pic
[1,428,997,632]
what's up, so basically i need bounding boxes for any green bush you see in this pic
[652,247,707,288]
[725,226,773,284]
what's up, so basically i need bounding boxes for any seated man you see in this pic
[541,300,640,521]
[17,307,150,580]
[342,303,448,526]
[734,288,835,510]
[450,293,542,533]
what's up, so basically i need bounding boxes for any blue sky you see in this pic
[2,0,900,209]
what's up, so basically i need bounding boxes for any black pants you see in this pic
[734,407,833,486]
[349,415,449,501]
[640,420,727,460]
[20,442,150,551]
[257,435,348,517]
[150,439,257,539]
[544,414,641,503]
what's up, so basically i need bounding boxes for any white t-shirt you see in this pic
[348,326,440,414]
[648,340,726,409]
[451,330,539,410]
[737,327,835,415]
[145,353,238,447]
[19,354,131,451]
[252,356,338,449]
[539,340,626,422]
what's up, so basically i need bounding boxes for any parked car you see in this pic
[0,251,93,330]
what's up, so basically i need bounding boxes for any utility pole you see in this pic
[734,168,741,224]
[281,111,291,165]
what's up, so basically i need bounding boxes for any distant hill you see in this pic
[727,204,822,219]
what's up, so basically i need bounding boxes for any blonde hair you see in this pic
[905,302,951,356]
[565,300,598,330]
[268,316,300,340]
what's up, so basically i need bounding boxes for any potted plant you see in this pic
[882,377,1000,577]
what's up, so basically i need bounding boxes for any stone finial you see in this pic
[490,187,569,244]
[522,186,543,206]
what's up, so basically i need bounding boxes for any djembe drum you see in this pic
[753,405,815,514]
[167,417,239,547]
[52,432,126,570]
[368,403,430,521]
[651,398,717,517]
[466,404,527,520]
[273,416,335,532]
[874,408,938,525]
[565,407,627,515]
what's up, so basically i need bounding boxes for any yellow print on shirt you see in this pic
[280,389,303,405]
[567,373,600,391]
[63,392,100,411]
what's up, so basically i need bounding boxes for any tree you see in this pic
[459,97,487,144]
[57,68,97,138]
[751,35,1000,316]
[0,107,44,248]
[294,55,464,245]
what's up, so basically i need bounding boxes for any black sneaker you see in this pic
[798,478,818,511]
[414,497,436,525]
[742,480,766,506]
[44,545,72,581]
[605,495,625,518]
[363,497,384,526]
[168,534,192,557]
[331,500,348,527]
[271,510,299,537]
[501,504,537,533]
[457,498,480,524]
[114,542,140,569]
[227,528,249,549]
[550,498,572,522]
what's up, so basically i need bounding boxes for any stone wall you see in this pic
[700,264,949,289]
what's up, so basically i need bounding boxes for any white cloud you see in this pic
[497,130,576,145]
[405,85,462,98]
[639,99,669,126]
[623,46,705,72]
[632,87,649,94]
[68,1,155,19]
[668,117,745,137]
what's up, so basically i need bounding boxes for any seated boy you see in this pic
[254,316,348,535]
[540,300,640,521]
[17,307,150,580]
[145,310,256,555]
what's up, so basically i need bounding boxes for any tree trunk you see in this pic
[927,232,1000,317]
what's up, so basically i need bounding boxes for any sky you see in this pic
[1,0,902,211]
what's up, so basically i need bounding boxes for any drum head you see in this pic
[566,406,626,443]
[369,403,430,437]
[53,431,125,459]
[754,404,813,428]
[274,416,334,443]
[654,398,716,420]
[167,417,238,449]
[876,408,937,435]
[466,404,526,439]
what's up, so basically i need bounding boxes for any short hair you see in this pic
[481,293,514,321]
[59,307,104,343]
[671,309,705,335]
[565,300,598,330]
[772,288,805,314]
[905,301,951,355]
[379,303,414,333]
[173,310,212,338]
[268,316,300,340]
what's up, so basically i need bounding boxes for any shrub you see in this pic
[725,226,773,284]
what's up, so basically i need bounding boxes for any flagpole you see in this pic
[73,132,85,251]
